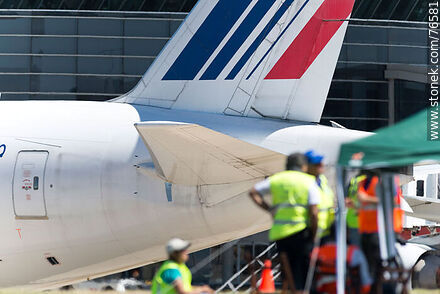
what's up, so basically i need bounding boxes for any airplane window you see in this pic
[165,182,172,202]
[33,176,39,191]
[416,180,424,197]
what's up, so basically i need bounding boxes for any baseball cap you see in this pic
[166,238,191,254]
[304,150,324,165]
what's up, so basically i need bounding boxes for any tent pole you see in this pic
[336,166,346,294]
[385,174,397,258]
[377,176,389,260]
[377,173,397,261]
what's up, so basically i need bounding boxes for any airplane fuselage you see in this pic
[0,101,368,288]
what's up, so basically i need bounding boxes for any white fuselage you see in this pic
[0,101,368,289]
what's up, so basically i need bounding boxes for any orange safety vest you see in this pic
[358,176,403,234]
[312,244,370,294]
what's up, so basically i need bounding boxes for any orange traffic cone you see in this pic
[258,259,275,293]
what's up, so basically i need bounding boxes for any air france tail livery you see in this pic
[117,0,354,122]
[0,0,434,290]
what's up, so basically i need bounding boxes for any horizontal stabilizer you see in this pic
[404,195,440,223]
[134,122,285,186]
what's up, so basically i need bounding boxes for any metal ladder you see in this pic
[215,243,281,293]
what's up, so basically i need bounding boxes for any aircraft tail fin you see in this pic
[114,0,354,123]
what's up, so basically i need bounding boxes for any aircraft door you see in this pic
[13,151,49,219]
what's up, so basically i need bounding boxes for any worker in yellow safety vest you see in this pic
[345,174,366,246]
[304,150,335,243]
[249,153,320,294]
[152,238,213,294]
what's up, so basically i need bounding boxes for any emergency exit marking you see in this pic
[16,229,22,239]
[22,180,32,191]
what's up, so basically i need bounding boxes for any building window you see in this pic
[394,80,428,122]
[390,0,419,20]
[408,0,429,21]
[0,0,199,12]
[372,0,401,20]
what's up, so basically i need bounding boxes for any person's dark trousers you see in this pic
[361,233,396,294]
[276,228,313,291]
[361,233,380,293]
[348,227,361,247]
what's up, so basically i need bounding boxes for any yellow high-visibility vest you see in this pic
[152,260,192,294]
[317,174,335,237]
[268,170,316,241]
[346,175,366,229]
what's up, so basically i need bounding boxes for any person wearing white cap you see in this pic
[152,238,214,294]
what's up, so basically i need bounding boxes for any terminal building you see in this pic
[0,0,432,288]
[0,0,429,131]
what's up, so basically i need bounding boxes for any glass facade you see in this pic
[0,4,430,132]
[394,80,428,121]
[320,18,429,131]
[0,0,199,12]
[0,0,430,20]
[352,0,428,21]
[0,11,184,100]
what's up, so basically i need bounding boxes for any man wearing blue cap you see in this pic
[304,150,335,243]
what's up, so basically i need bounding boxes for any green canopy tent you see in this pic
[334,108,439,293]
[338,108,440,169]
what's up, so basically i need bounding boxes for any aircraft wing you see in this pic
[404,195,440,223]
[134,122,285,186]
[407,232,440,249]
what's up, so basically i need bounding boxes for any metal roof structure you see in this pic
[0,0,430,21]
